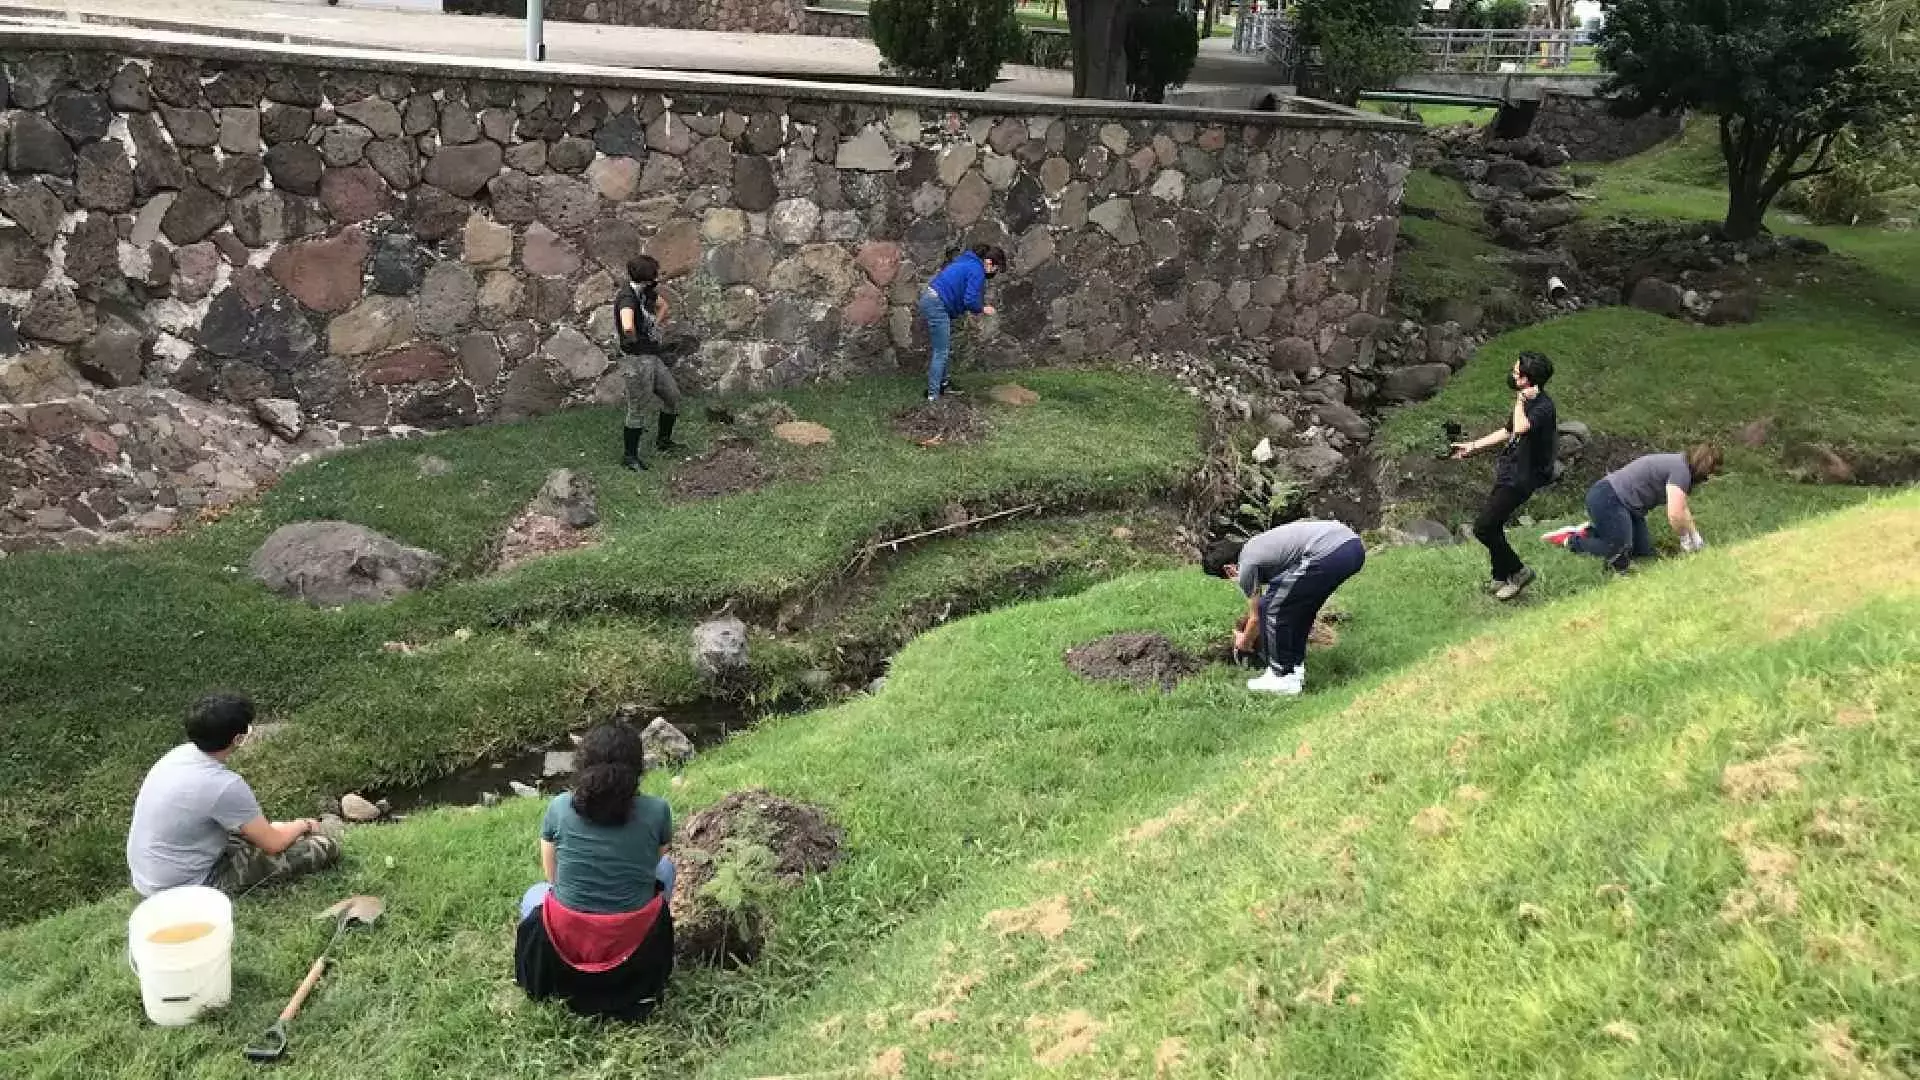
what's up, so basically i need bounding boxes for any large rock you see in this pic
[424,141,504,198]
[640,716,695,770]
[530,468,599,527]
[7,114,77,176]
[1378,362,1452,403]
[691,618,749,680]
[249,521,445,606]
[269,228,371,314]
[1628,277,1685,316]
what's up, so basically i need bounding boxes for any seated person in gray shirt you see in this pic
[1203,519,1367,696]
[126,693,341,898]
[1542,444,1722,570]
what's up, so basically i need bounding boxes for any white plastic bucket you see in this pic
[127,886,234,1026]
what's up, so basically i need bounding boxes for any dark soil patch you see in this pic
[1064,632,1201,692]
[671,789,844,966]
[892,398,985,446]
[666,437,774,500]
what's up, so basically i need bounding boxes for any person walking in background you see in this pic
[515,723,677,1020]
[1203,519,1367,696]
[1543,444,1723,571]
[1451,350,1559,602]
[616,256,693,471]
[919,244,1005,402]
[126,693,341,899]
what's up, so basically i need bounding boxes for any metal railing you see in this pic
[1411,26,1593,73]
[1231,9,1299,73]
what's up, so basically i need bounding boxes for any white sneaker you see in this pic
[1247,667,1304,695]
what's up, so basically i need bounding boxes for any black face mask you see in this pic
[1506,373,1523,391]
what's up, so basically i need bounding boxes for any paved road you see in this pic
[0,0,1081,94]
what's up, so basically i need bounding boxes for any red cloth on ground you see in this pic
[540,891,664,973]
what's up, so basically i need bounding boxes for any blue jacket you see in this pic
[927,251,988,317]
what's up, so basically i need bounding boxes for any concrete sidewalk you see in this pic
[0,0,1078,95]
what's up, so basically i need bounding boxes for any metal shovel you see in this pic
[243,895,385,1064]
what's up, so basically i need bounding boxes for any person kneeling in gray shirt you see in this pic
[1202,519,1367,696]
[127,693,341,898]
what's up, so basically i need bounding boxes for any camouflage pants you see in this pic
[208,833,342,897]
[621,355,683,429]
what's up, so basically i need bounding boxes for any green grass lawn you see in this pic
[0,370,1200,924]
[2,483,1909,1078]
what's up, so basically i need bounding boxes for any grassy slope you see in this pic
[0,371,1199,922]
[1,481,1904,1079]
[1378,125,1920,527]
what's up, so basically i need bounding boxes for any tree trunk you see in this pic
[1203,0,1216,38]
[1719,117,1771,241]
[1068,0,1132,98]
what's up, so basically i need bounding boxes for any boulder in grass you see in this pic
[691,618,749,680]
[250,521,444,606]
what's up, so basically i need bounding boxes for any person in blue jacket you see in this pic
[919,244,1005,401]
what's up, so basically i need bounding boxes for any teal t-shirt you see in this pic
[539,792,673,914]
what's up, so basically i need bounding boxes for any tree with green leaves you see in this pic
[1596,0,1918,240]
[1294,0,1425,105]
[870,0,1024,92]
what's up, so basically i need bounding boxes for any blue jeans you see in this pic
[1567,479,1653,570]
[518,856,676,920]
[919,290,953,397]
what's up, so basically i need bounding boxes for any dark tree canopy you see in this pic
[870,0,1024,92]
[1597,0,1916,239]
[1295,0,1425,105]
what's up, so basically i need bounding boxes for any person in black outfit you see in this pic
[1450,350,1558,601]
[615,256,696,471]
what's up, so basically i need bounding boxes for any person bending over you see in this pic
[1203,519,1367,696]
[1543,444,1722,570]
[918,244,1004,401]
[515,723,676,1020]
[616,256,696,471]
[126,693,341,898]
[1451,350,1558,602]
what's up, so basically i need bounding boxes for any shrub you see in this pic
[1125,0,1200,102]
[1296,0,1425,104]
[1016,26,1076,69]
[870,0,1025,91]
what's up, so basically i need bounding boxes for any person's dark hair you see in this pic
[186,692,254,753]
[971,243,1008,269]
[570,723,645,827]
[1201,538,1245,579]
[1516,350,1554,387]
[626,255,659,284]
[1686,442,1724,484]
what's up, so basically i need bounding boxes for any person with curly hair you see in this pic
[514,723,677,1020]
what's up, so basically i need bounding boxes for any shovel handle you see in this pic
[280,957,329,1022]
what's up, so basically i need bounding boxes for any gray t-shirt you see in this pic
[126,743,262,897]
[1605,453,1692,514]
[1236,520,1360,596]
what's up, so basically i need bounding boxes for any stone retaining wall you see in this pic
[0,28,1413,434]
[547,0,870,37]
[1527,91,1683,163]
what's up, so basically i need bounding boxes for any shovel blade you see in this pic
[314,894,385,926]
[243,1021,289,1063]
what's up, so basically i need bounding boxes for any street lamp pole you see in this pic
[526,0,545,61]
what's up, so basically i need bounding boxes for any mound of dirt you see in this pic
[892,398,984,446]
[671,789,844,965]
[666,438,773,500]
[1064,633,1201,691]
[495,510,596,570]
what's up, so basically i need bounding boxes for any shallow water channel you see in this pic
[375,698,752,814]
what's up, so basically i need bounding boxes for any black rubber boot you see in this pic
[656,412,686,453]
[621,426,647,470]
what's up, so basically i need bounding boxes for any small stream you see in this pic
[375,698,752,814]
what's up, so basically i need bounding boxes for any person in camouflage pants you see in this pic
[209,825,343,896]
[616,255,697,471]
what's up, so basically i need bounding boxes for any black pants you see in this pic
[1257,537,1367,675]
[1472,483,1533,581]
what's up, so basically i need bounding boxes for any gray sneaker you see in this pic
[1494,565,1536,602]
